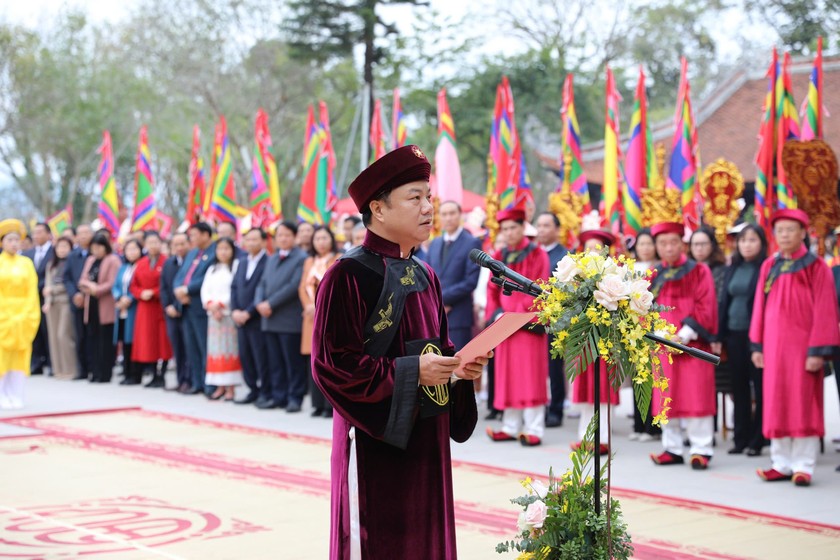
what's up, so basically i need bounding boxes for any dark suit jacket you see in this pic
[255,248,307,334]
[24,243,55,295]
[231,251,267,329]
[425,230,482,330]
[173,242,217,310]
[161,255,184,313]
[63,247,90,299]
[544,243,568,273]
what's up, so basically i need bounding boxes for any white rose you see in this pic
[593,273,630,311]
[553,254,579,283]
[530,479,548,499]
[628,278,650,293]
[602,256,618,276]
[524,500,548,529]
[629,290,654,315]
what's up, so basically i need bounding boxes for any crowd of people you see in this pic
[1,193,839,488]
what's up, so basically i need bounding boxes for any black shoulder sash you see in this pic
[501,242,537,266]
[340,246,431,358]
[650,259,697,298]
[763,251,817,295]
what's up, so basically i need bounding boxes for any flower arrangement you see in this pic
[535,250,677,424]
[496,421,633,559]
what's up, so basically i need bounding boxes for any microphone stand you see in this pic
[491,269,720,517]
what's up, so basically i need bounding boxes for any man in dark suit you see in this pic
[231,228,270,405]
[23,222,54,374]
[423,201,481,351]
[173,222,216,396]
[536,212,568,427]
[63,223,93,380]
[161,232,190,391]
[255,222,307,412]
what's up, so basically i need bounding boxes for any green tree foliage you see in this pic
[745,0,840,54]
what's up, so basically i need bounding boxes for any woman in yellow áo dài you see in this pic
[0,219,41,409]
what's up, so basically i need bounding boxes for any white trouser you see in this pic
[770,437,820,476]
[578,403,610,443]
[662,416,714,457]
[0,371,25,408]
[502,406,545,438]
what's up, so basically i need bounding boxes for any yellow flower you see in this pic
[520,476,533,490]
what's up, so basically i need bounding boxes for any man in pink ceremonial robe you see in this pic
[649,221,718,470]
[312,145,490,559]
[485,208,550,446]
[750,209,840,487]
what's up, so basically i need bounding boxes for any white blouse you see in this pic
[200,261,238,315]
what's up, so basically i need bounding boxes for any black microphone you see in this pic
[469,248,544,297]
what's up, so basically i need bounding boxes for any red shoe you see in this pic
[486,427,517,442]
[650,451,685,465]
[690,454,710,470]
[792,472,812,487]
[519,434,542,447]
[756,468,793,482]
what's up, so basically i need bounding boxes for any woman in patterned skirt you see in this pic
[201,237,242,400]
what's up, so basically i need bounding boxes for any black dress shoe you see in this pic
[746,447,762,457]
[120,378,141,386]
[728,446,746,455]
[235,394,259,405]
[484,410,501,421]
[186,387,203,395]
[144,377,165,388]
[311,407,324,417]
[72,375,88,381]
[286,402,302,413]
[255,399,280,409]
[323,409,333,418]
[545,413,563,428]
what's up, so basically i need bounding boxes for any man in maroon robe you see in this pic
[485,208,550,447]
[750,209,840,487]
[649,221,719,470]
[312,145,489,559]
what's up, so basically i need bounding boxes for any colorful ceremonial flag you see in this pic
[775,51,801,209]
[97,130,120,238]
[370,99,387,162]
[393,88,407,149]
[297,102,337,225]
[207,115,238,224]
[434,88,463,205]
[801,36,824,141]
[131,125,157,232]
[187,125,205,225]
[666,58,700,229]
[623,67,648,238]
[47,205,73,236]
[560,74,590,211]
[251,109,282,228]
[755,49,777,234]
[155,211,174,239]
[603,66,622,235]
[488,77,528,210]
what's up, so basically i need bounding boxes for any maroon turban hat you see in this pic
[496,208,526,223]
[348,145,431,212]
[770,208,809,228]
[651,221,685,238]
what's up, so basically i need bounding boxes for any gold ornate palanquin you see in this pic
[782,139,840,257]
[699,159,744,249]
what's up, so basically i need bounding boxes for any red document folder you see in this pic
[454,312,537,374]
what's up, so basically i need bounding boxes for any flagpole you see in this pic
[360,83,371,172]
[337,91,363,198]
